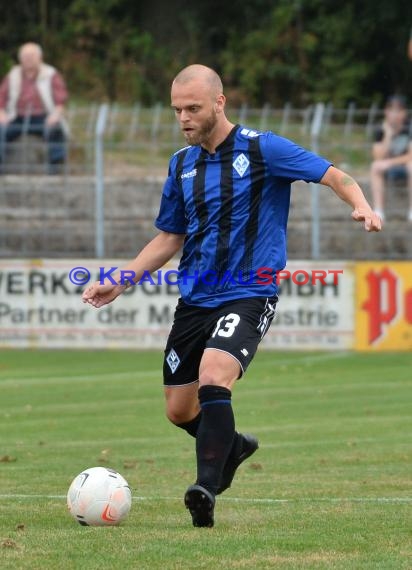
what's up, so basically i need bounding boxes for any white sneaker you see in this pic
[374,208,385,221]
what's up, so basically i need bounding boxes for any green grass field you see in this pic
[0,349,411,569]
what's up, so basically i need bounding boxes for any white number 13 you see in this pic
[211,313,241,338]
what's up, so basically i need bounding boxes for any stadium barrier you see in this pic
[1,103,411,261]
[0,259,410,351]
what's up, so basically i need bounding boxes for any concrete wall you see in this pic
[0,175,410,259]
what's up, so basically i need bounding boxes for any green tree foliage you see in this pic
[59,0,166,101]
[221,0,411,106]
[0,0,410,105]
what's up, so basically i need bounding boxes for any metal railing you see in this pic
[0,101,390,174]
[0,103,411,261]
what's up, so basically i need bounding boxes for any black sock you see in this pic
[176,415,242,458]
[176,412,202,438]
[196,385,235,495]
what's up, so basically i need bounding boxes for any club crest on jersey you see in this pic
[232,153,250,177]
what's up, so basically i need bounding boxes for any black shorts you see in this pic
[163,296,277,387]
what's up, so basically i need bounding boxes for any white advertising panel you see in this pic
[0,259,354,350]
[0,259,179,349]
[263,261,354,349]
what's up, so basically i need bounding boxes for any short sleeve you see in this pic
[154,161,187,234]
[260,132,332,183]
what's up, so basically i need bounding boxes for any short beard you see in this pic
[184,110,218,146]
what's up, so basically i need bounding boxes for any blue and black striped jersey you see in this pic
[155,125,331,307]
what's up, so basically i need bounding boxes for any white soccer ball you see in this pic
[67,466,132,526]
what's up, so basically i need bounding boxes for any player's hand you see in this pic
[82,281,126,308]
[351,208,382,232]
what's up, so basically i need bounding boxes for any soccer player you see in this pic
[82,65,381,527]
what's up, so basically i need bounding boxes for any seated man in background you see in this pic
[370,95,412,221]
[0,42,68,173]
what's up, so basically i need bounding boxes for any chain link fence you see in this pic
[0,103,410,260]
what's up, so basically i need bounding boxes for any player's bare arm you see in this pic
[320,165,382,232]
[82,231,185,308]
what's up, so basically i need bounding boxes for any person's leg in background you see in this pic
[386,165,409,221]
[44,122,66,173]
[0,117,25,171]
[370,160,387,220]
[25,114,66,173]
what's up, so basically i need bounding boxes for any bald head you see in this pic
[173,65,223,98]
[18,43,43,75]
[19,42,43,61]
[171,64,233,152]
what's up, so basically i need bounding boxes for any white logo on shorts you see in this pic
[241,348,249,357]
[166,348,180,373]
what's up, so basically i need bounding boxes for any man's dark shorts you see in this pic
[163,296,277,386]
[385,165,408,182]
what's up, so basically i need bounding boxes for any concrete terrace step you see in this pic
[287,219,412,260]
[0,175,410,259]
[290,179,411,220]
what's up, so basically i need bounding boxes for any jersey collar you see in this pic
[201,124,240,155]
